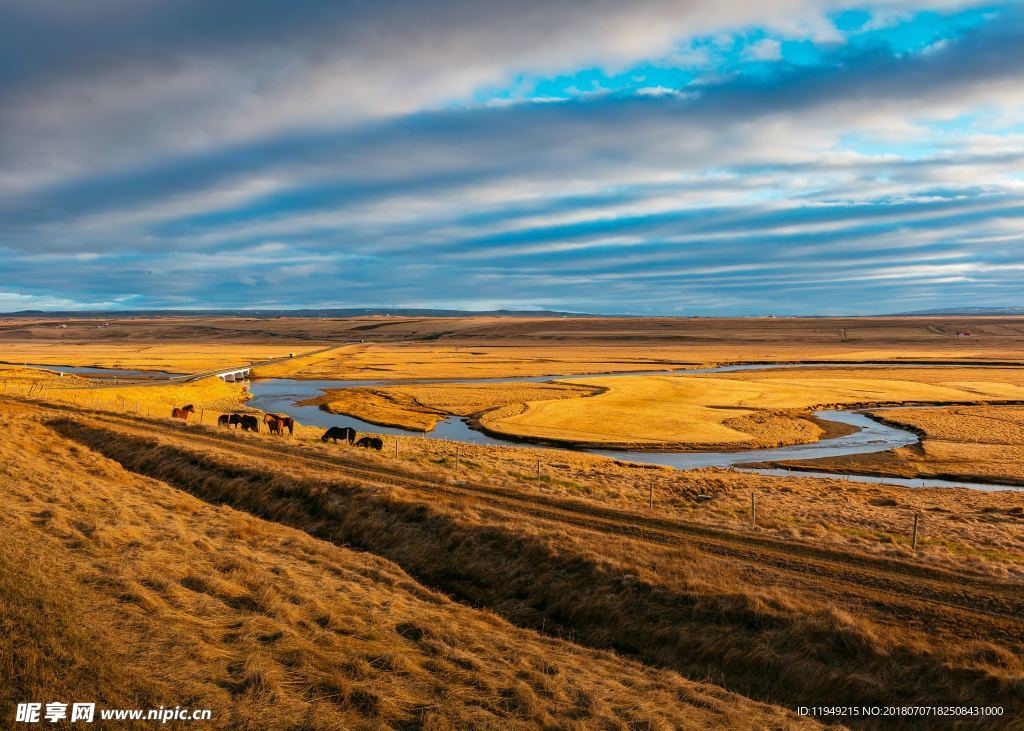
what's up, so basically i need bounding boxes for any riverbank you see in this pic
[758,405,1024,488]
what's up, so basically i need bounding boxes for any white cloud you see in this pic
[746,39,784,61]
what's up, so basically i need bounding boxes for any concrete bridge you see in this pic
[214,366,252,382]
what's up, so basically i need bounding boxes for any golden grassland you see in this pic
[481,366,1024,449]
[6,320,1024,726]
[218,315,1024,380]
[319,433,1024,581]
[0,341,313,374]
[20,399,1024,726]
[307,382,600,431]
[766,404,1024,487]
[0,366,91,387]
[1,402,811,729]
[13,370,1023,578]
[255,342,709,380]
[0,365,256,423]
[6,315,1024,382]
[9,363,1023,578]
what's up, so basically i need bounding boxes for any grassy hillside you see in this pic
[1,399,807,729]
[17,399,1022,728]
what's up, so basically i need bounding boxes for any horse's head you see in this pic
[184,404,195,412]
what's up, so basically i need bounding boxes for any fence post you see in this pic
[649,483,654,510]
[199,408,204,424]
[536,458,541,481]
[394,438,399,458]
[912,512,920,551]
[455,444,460,472]
[751,491,756,528]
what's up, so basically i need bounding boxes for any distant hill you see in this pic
[891,307,1024,316]
[1,308,600,319]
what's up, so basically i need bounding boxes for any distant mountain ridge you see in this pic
[890,307,1024,316]
[1,308,600,319]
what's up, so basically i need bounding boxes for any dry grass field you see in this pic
[2,400,813,729]
[766,404,1024,487]
[256,342,709,380]
[4,397,1021,730]
[0,365,255,423]
[0,341,310,375]
[5,314,1024,381]
[306,382,600,431]
[12,374,1023,579]
[480,366,1024,449]
[5,315,1024,727]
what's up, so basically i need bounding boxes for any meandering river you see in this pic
[244,364,1024,492]
[19,360,1022,491]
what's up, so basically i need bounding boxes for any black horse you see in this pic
[217,413,244,429]
[321,426,356,444]
[354,436,384,451]
[240,415,260,432]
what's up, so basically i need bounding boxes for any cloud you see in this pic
[746,39,784,61]
[1,1,1022,314]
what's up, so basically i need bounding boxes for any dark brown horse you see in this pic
[240,415,260,432]
[172,404,195,420]
[354,436,384,451]
[264,413,296,435]
[267,417,283,435]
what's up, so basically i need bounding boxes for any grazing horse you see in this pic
[218,413,244,429]
[354,436,384,451]
[264,413,296,435]
[240,415,260,432]
[321,426,356,444]
[172,404,195,420]
[267,417,283,435]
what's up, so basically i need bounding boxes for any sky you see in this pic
[1,1,1023,315]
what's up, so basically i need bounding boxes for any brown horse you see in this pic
[172,404,195,420]
[264,413,296,435]
[267,417,283,435]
